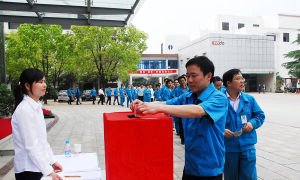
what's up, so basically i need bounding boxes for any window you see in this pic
[238,23,245,29]
[298,34,300,41]
[283,33,289,42]
[222,22,229,31]
[253,24,259,27]
[168,60,178,69]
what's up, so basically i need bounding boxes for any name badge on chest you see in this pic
[240,114,247,124]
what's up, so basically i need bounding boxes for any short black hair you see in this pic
[212,76,222,83]
[222,69,241,87]
[166,79,173,84]
[178,76,186,81]
[185,56,214,82]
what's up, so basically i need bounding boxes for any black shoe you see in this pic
[181,139,184,145]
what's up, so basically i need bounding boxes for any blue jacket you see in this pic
[74,88,81,97]
[175,85,189,97]
[143,88,151,102]
[223,91,265,152]
[154,88,161,101]
[119,87,125,97]
[91,89,97,97]
[106,89,112,96]
[125,88,132,98]
[114,88,119,96]
[161,87,172,101]
[167,83,228,176]
[67,89,72,96]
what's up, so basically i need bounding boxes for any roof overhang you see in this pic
[0,0,143,29]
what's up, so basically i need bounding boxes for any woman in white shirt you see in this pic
[12,68,63,180]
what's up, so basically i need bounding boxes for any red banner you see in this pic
[131,69,177,74]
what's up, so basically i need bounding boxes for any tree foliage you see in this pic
[71,25,147,88]
[282,35,300,78]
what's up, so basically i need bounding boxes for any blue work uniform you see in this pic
[67,89,72,96]
[161,87,172,101]
[143,88,151,102]
[106,89,112,96]
[154,88,161,101]
[223,91,265,180]
[91,89,97,97]
[159,85,166,100]
[125,88,133,107]
[114,88,119,97]
[119,87,125,106]
[166,83,228,177]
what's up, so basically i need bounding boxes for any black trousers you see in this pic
[98,95,104,105]
[138,96,143,101]
[92,96,96,104]
[15,171,43,180]
[182,170,222,180]
[68,96,72,104]
[106,96,111,105]
[113,96,120,105]
[179,118,184,143]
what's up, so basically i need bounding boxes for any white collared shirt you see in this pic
[11,95,56,176]
[226,91,242,112]
[98,89,104,95]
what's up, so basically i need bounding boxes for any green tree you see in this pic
[71,25,147,88]
[282,35,300,78]
[5,24,75,103]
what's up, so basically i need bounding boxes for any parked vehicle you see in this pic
[82,90,92,101]
[58,90,74,102]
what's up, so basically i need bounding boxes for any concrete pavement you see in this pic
[1,93,300,180]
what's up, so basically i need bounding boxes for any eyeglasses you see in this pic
[234,78,245,82]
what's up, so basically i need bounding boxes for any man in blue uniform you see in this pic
[105,87,112,105]
[131,56,228,180]
[91,87,97,104]
[113,87,120,105]
[161,79,173,101]
[119,84,125,107]
[67,88,73,105]
[143,85,151,102]
[222,69,265,180]
[74,86,81,105]
[126,85,133,107]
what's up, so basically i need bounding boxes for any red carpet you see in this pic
[0,118,12,140]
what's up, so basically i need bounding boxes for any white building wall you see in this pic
[164,35,190,54]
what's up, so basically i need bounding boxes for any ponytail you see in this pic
[13,68,44,112]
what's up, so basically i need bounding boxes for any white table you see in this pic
[42,153,102,180]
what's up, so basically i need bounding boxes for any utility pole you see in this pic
[0,22,6,84]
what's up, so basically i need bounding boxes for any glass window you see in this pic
[238,23,244,29]
[222,22,229,31]
[168,60,178,69]
[253,24,259,27]
[298,34,300,41]
[283,33,289,42]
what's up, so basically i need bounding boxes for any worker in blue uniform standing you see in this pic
[119,84,125,107]
[74,86,81,105]
[91,87,97,104]
[222,69,265,180]
[161,79,173,101]
[175,75,190,145]
[154,84,161,101]
[105,86,112,105]
[125,84,133,108]
[67,88,73,105]
[143,85,151,102]
[113,87,120,105]
[131,56,228,180]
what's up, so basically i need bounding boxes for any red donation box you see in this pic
[103,112,173,180]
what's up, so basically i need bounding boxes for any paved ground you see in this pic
[1,93,300,180]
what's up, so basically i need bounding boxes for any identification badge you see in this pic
[241,114,247,124]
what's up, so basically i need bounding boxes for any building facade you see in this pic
[129,54,179,84]
[174,14,300,92]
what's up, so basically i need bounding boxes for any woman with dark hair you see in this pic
[12,68,63,180]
